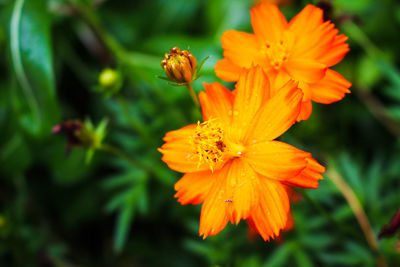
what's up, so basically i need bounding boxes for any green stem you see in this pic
[100,144,140,167]
[10,0,41,129]
[326,167,386,267]
[100,144,173,185]
[186,82,200,107]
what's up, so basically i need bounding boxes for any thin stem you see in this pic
[100,144,142,169]
[186,82,200,107]
[10,0,41,128]
[100,144,173,186]
[327,167,386,267]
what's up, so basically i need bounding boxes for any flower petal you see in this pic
[159,124,210,173]
[283,158,325,189]
[199,162,231,238]
[310,69,351,104]
[244,80,303,143]
[231,66,270,140]
[248,179,289,241]
[221,30,264,68]
[289,5,349,67]
[289,4,323,34]
[251,3,288,43]
[215,58,241,82]
[225,159,259,224]
[317,34,350,67]
[291,21,337,59]
[244,140,310,180]
[199,82,234,126]
[297,100,313,121]
[267,68,291,94]
[285,58,327,84]
[175,170,214,205]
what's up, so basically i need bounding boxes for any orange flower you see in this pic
[215,4,351,121]
[158,66,325,240]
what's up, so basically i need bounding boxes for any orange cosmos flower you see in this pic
[215,4,351,121]
[158,66,325,240]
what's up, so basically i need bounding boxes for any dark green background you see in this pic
[1,0,399,266]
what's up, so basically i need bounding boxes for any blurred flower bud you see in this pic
[99,68,118,87]
[378,209,400,239]
[161,47,197,84]
[0,215,5,228]
[96,68,122,97]
[52,120,83,152]
[53,118,108,163]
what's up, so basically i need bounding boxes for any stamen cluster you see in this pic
[262,40,289,70]
[192,119,225,171]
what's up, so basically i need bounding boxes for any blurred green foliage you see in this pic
[1,0,400,266]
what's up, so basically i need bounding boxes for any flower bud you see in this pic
[52,120,83,152]
[53,118,108,163]
[161,47,197,84]
[0,215,6,228]
[97,68,122,97]
[99,68,118,87]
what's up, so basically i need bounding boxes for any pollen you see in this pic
[192,119,225,172]
[262,40,289,70]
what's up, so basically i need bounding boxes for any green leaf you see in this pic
[113,186,143,254]
[105,190,133,213]
[10,0,59,136]
[114,202,135,254]
[194,55,210,79]
[264,242,294,267]
[294,249,313,267]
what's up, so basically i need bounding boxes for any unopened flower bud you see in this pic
[99,68,118,88]
[97,68,122,97]
[161,47,197,84]
[53,118,108,163]
[52,120,83,152]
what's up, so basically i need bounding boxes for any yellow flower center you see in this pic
[262,40,289,70]
[192,119,225,172]
[192,119,246,172]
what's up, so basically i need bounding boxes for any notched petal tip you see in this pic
[283,157,325,189]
